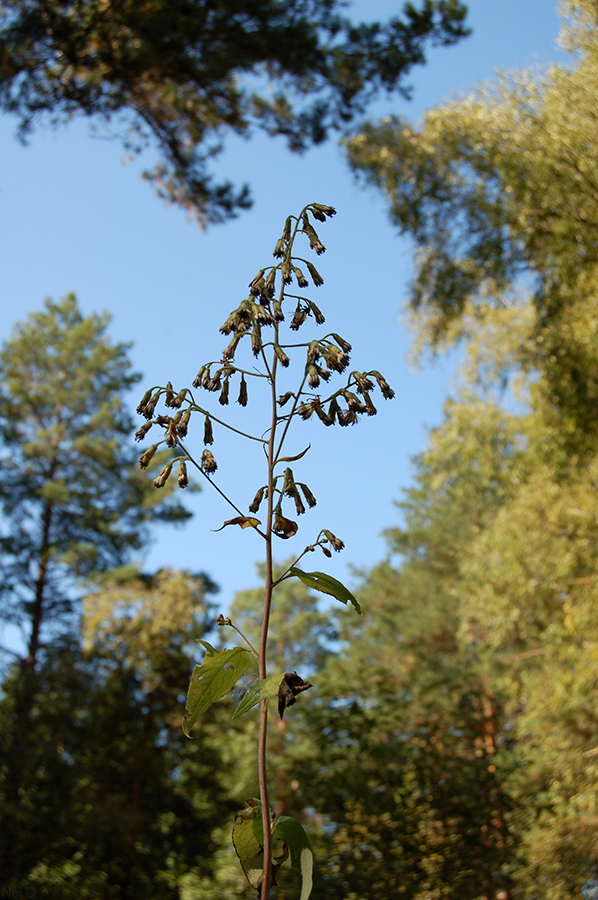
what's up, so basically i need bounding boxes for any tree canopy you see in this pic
[0,0,469,224]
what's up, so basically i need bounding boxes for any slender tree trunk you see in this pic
[1,502,53,877]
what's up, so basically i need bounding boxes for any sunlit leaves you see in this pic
[287,567,362,614]
[183,641,252,736]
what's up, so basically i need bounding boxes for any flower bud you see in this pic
[321,546,332,558]
[203,416,214,445]
[177,460,188,488]
[282,216,292,241]
[238,375,248,407]
[201,449,218,473]
[278,391,293,407]
[323,529,344,552]
[154,462,173,488]
[135,421,153,442]
[165,382,175,407]
[177,410,191,437]
[138,443,159,469]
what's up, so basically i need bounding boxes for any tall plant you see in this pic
[135,203,394,897]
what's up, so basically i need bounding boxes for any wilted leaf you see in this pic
[231,672,286,720]
[183,641,253,736]
[213,516,261,531]
[278,671,313,718]
[288,567,362,614]
[278,445,311,463]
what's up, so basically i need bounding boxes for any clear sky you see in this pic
[0,1,567,612]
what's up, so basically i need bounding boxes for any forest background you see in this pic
[2,1,598,899]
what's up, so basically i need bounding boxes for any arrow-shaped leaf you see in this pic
[288,567,362,614]
[231,672,285,720]
[183,642,253,736]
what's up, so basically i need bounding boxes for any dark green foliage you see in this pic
[0,0,469,223]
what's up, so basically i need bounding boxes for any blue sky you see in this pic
[0,1,567,613]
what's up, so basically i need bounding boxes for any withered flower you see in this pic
[372,370,395,400]
[165,382,175,406]
[307,341,320,364]
[306,261,324,287]
[323,529,345,551]
[332,333,352,353]
[135,421,153,442]
[273,237,285,258]
[277,391,294,407]
[219,379,230,406]
[138,443,159,469]
[248,486,265,514]
[177,410,191,437]
[154,462,173,488]
[290,304,308,330]
[238,375,248,407]
[177,460,188,488]
[293,266,309,288]
[274,345,290,367]
[309,301,325,324]
[136,389,153,415]
[203,416,214,445]
[251,323,262,357]
[165,420,178,447]
[201,449,218,473]
[298,483,317,508]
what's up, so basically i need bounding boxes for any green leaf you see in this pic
[273,816,313,900]
[232,801,290,892]
[231,672,285,720]
[288,567,362,614]
[183,642,252,736]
